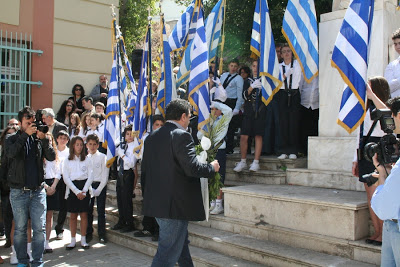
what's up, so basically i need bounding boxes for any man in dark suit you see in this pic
[141,99,219,267]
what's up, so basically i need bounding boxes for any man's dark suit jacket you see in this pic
[52,121,67,139]
[141,122,215,221]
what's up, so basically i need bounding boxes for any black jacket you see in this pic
[4,131,55,189]
[51,121,68,139]
[141,122,215,221]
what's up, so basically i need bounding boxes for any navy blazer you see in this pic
[141,122,215,221]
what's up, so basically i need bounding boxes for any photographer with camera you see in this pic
[4,106,56,266]
[371,96,400,266]
[351,77,390,246]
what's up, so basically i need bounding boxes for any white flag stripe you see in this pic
[284,11,318,73]
[345,7,369,45]
[335,33,367,81]
[338,91,359,120]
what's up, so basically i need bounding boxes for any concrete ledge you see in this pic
[226,154,307,170]
[188,224,375,267]
[286,168,365,192]
[223,185,369,240]
[225,169,286,185]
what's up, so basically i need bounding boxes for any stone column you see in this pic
[308,0,400,172]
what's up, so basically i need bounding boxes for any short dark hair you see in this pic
[18,106,35,122]
[90,113,101,120]
[123,124,133,138]
[165,99,191,121]
[82,96,93,104]
[229,58,239,65]
[386,97,400,115]
[392,28,400,40]
[86,134,99,144]
[56,130,70,140]
[239,66,251,76]
[152,114,165,125]
[95,102,105,109]
[72,84,85,96]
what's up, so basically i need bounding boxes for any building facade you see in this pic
[0,0,118,128]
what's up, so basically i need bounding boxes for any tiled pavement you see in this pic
[0,229,153,266]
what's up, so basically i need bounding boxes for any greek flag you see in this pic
[121,40,137,124]
[103,49,121,167]
[332,0,374,133]
[188,5,210,133]
[168,0,197,53]
[176,0,225,87]
[156,16,177,117]
[250,0,283,106]
[282,0,318,83]
[133,29,150,157]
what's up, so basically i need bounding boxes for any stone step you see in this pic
[194,215,380,265]
[222,184,369,241]
[188,224,375,267]
[106,189,143,213]
[225,169,286,185]
[106,179,143,197]
[286,168,365,192]
[226,154,307,170]
[65,213,262,266]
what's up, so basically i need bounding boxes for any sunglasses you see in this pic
[74,88,82,91]
[66,104,73,107]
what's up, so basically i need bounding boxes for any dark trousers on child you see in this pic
[55,178,67,235]
[1,193,12,240]
[116,169,134,226]
[87,182,107,238]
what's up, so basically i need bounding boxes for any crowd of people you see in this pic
[0,26,399,266]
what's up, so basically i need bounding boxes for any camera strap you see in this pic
[357,109,378,161]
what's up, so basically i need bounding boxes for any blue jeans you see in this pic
[381,220,400,266]
[152,218,193,267]
[10,188,46,267]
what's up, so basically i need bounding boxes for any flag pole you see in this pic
[219,0,227,74]
[148,8,153,132]
[111,6,123,145]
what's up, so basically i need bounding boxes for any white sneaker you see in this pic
[10,251,18,265]
[233,161,247,172]
[289,154,297,159]
[209,200,216,212]
[277,154,288,159]
[210,205,224,215]
[249,161,260,172]
[28,250,33,262]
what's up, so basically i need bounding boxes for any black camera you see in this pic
[363,109,400,164]
[361,172,378,187]
[34,121,49,134]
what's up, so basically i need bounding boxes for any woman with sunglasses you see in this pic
[56,100,75,127]
[69,84,85,115]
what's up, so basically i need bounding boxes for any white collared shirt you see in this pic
[87,151,109,193]
[384,56,400,97]
[63,155,92,195]
[57,147,69,175]
[279,60,301,89]
[118,142,138,170]
[44,159,61,180]
[299,76,319,110]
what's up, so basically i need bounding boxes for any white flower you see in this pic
[200,136,211,151]
[196,151,208,164]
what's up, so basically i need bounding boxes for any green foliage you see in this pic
[119,0,158,55]
[174,0,332,68]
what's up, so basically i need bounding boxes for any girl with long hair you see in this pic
[68,113,82,139]
[56,100,75,126]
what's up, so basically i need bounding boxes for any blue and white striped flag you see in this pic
[250,0,283,106]
[282,0,319,83]
[156,16,177,117]
[121,40,137,125]
[103,49,121,167]
[188,5,210,133]
[133,29,150,157]
[176,0,225,87]
[168,0,197,53]
[332,0,374,133]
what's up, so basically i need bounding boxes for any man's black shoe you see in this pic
[86,234,93,243]
[3,239,11,248]
[120,225,135,233]
[134,230,152,237]
[111,222,125,231]
[151,234,159,241]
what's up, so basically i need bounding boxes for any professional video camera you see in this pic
[34,110,49,134]
[363,109,400,165]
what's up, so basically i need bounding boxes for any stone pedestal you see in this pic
[311,0,400,173]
